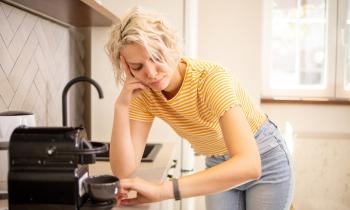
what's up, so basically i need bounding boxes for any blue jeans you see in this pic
[205,118,293,210]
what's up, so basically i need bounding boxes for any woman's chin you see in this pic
[151,86,165,92]
[149,82,168,91]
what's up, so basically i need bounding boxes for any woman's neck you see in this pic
[162,61,186,100]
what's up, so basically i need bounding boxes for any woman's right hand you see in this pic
[116,56,148,107]
[116,177,171,207]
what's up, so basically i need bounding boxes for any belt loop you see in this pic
[269,119,278,128]
[265,114,278,128]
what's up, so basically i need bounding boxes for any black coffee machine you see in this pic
[7,126,114,210]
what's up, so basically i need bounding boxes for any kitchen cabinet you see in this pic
[1,0,119,27]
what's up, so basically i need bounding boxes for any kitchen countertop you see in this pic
[0,141,179,210]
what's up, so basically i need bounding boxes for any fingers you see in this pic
[116,192,128,207]
[115,177,162,207]
[119,178,138,192]
[116,76,149,106]
[120,56,133,79]
[125,80,149,96]
[120,197,143,206]
[116,179,136,207]
[116,178,145,207]
[125,80,147,90]
[120,55,149,93]
[117,192,148,207]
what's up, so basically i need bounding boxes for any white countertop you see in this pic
[0,141,178,210]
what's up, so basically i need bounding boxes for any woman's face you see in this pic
[120,43,177,92]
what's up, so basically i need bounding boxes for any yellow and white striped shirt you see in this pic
[129,57,265,156]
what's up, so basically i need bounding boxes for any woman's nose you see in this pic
[145,66,157,78]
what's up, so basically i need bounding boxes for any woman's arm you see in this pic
[109,56,153,178]
[110,106,152,178]
[117,106,261,205]
[173,106,261,197]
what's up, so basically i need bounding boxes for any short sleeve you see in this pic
[198,67,240,119]
[129,94,154,122]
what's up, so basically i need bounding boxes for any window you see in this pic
[263,0,350,99]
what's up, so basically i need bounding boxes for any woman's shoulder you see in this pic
[132,89,162,104]
[182,57,227,79]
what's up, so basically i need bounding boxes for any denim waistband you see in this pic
[207,117,283,158]
[255,117,278,137]
[254,117,284,155]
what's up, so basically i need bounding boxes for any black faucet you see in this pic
[62,76,104,126]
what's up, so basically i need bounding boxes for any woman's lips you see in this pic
[149,77,164,86]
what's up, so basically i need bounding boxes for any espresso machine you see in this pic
[7,126,114,210]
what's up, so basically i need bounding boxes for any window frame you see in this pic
[336,0,350,98]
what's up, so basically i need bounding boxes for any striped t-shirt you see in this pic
[129,57,266,156]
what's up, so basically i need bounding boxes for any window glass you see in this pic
[299,23,326,87]
[301,0,326,18]
[269,0,327,89]
[272,0,298,18]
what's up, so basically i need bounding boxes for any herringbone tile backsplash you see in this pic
[0,2,85,126]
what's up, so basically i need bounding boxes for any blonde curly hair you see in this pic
[105,7,182,84]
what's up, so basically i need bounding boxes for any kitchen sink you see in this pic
[95,143,162,162]
[141,143,162,162]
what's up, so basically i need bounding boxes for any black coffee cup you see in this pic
[84,175,119,202]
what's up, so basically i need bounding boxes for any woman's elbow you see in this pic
[110,162,137,179]
[252,165,262,180]
[250,156,262,180]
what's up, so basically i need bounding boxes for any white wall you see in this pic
[97,0,184,37]
[197,0,263,106]
[90,27,117,142]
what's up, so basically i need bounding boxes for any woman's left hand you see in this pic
[116,177,164,206]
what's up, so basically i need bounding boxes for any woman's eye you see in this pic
[131,65,142,71]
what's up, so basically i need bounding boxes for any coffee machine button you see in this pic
[47,146,56,155]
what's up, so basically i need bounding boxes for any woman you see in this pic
[106,7,293,210]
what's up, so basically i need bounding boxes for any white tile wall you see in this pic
[0,2,85,126]
[293,136,350,210]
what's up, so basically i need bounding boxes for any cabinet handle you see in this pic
[170,159,177,168]
[167,159,178,179]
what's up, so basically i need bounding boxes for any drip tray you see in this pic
[95,143,162,162]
